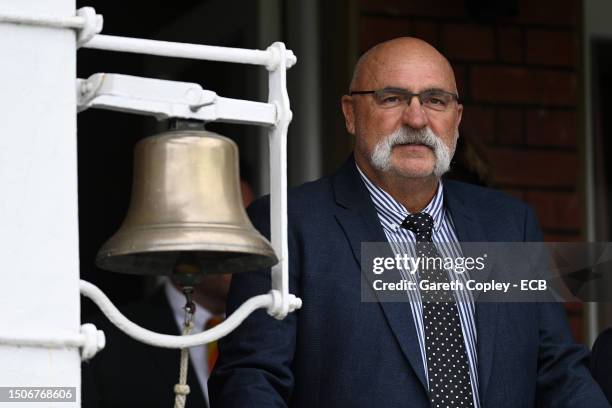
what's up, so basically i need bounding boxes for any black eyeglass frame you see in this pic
[348,87,460,110]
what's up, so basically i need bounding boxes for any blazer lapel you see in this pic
[333,158,428,392]
[444,181,498,402]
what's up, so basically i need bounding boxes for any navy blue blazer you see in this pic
[209,158,609,407]
[591,328,612,404]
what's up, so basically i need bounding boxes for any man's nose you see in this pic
[401,95,428,129]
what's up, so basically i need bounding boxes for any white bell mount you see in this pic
[80,280,301,349]
[0,7,301,361]
[77,73,279,126]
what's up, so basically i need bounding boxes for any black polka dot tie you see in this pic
[401,212,474,408]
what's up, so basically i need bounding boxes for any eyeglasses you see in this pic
[349,87,459,112]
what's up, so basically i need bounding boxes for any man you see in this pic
[82,181,254,408]
[592,328,612,403]
[208,38,609,407]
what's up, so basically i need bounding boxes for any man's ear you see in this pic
[455,103,463,131]
[341,95,356,135]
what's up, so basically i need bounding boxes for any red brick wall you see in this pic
[358,0,584,340]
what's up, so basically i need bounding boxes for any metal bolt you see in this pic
[80,81,93,95]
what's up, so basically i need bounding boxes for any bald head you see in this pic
[350,37,457,95]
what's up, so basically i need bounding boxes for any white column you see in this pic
[287,0,322,185]
[0,0,80,406]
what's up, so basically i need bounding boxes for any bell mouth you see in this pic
[96,249,277,276]
[95,224,278,276]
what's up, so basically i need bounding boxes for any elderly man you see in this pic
[208,38,609,407]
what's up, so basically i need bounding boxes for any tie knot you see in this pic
[400,212,434,237]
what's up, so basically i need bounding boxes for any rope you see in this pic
[173,291,195,408]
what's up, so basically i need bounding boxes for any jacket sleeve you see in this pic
[524,205,610,407]
[591,329,612,404]
[208,196,299,408]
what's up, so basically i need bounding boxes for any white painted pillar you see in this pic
[0,0,80,406]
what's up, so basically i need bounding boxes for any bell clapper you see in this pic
[182,286,196,318]
[172,255,203,408]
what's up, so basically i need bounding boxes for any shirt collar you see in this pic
[356,163,445,232]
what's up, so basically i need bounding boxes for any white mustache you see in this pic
[386,128,437,150]
[370,126,454,177]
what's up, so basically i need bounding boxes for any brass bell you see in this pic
[96,122,277,278]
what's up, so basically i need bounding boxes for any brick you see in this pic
[565,302,583,313]
[498,27,522,63]
[412,20,438,47]
[460,105,496,143]
[503,0,578,26]
[526,29,575,67]
[360,0,578,26]
[525,191,581,230]
[441,24,495,61]
[498,108,523,145]
[526,109,577,148]
[360,16,412,51]
[543,233,581,242]
[450,134,494,185]
[567,314,583,343]
[360,0,467,18]
[452,63,467,98]
[471,66,576,106]
[485,148,578,187]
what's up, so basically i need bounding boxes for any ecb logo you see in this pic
[520,280,547,291]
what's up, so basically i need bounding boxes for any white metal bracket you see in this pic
[0,7,103,47]
[267,42,293,319]
[0,323,106,361]
[79,280,300,349]
[77,73,277,126]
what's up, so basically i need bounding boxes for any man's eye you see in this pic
[379,94,402,104]
[424,95,447,106]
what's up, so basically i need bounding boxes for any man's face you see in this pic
[342,43,463,182]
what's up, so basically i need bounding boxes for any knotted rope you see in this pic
[173,288,195,408]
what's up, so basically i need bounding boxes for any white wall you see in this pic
[0,1,81,405]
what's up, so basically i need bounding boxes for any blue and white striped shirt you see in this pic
[357,165,481,408]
